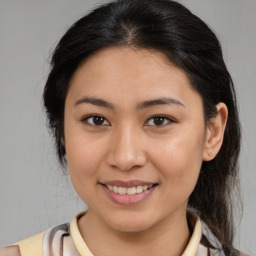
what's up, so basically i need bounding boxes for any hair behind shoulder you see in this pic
[43,0,242,254]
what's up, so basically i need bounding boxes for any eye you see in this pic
[145,115,174,127]
[81,114,110,126]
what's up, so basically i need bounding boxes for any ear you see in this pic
[203,102,228,161]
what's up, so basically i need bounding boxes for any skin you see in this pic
[64,47,228,256]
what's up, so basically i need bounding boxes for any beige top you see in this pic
[0,211,224,256]
[70,211,202,256]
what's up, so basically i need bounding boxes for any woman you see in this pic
[0,0,244,255]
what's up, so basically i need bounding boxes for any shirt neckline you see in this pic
[70,210,202,256]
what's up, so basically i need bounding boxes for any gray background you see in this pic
[0,0,255,255]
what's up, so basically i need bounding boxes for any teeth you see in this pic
[106,184,153,195]
[136,185,143,193]
[118,187,126,195]
[127,187,137,195]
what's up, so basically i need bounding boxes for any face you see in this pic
[64,47,207,233]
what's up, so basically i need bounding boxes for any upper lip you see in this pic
[100,180,157,188]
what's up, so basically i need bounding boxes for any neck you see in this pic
[78,209,190,256]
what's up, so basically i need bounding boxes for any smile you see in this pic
[106,184,153,195]
[100,182,158,205]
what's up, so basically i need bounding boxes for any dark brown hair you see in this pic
[43,0,241,254]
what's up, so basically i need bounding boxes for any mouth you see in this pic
[99,181,158,205]
[103,184,155,195]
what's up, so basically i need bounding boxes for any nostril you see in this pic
[105,136,147,171]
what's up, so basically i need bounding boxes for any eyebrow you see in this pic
[137,97,185,109]
[75,97,115,109]
[74,96,185,109]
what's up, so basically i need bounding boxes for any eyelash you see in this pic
[81,114,110,126]
[81,114,175,127]
[145,114,175,127]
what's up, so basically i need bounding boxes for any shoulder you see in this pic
[0,212,86,256]
[200,219,248,256]
[0,223,70,256]
[0,245,21,256]
[0,231,45,256]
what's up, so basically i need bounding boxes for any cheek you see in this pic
[65,131,106,190]
[65,137,107,206]
[148,128,204,193]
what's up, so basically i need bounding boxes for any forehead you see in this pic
[66,47,202,109]
[71,47,181,85]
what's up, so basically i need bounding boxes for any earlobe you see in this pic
[203,102,228,161]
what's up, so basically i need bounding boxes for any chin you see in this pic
[106,213,155,233]
[112,222,151,233]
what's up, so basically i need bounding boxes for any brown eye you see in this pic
[145,115,174,126]
[92,116,105,125]
[152,116,165,125]
[82,114,110,126]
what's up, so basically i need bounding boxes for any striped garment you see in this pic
[0,211,242,256]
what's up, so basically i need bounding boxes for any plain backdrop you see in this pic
[0,0,255,255]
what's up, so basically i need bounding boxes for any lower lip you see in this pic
[101,184,157,205]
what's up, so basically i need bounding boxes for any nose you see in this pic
[106,125,147,171]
